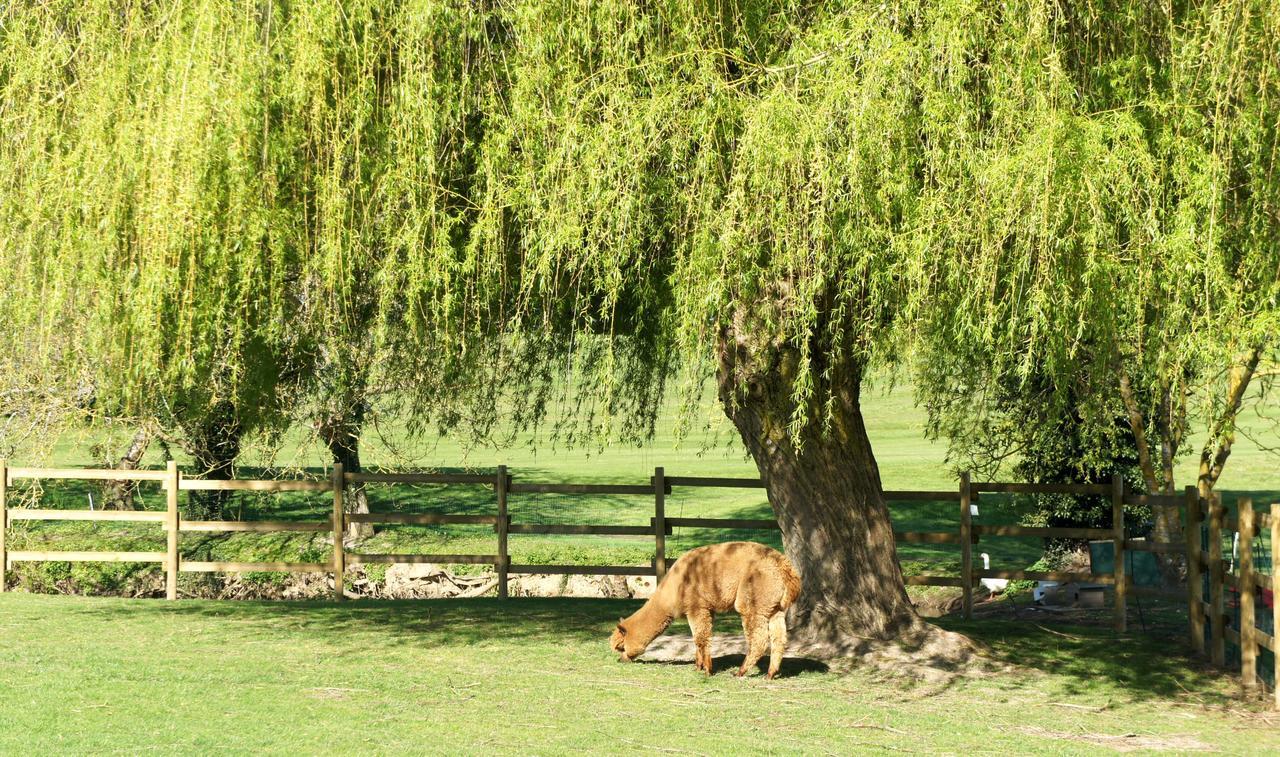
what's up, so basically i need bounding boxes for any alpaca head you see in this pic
[610,618,647,662]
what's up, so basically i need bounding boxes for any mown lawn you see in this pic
[0,593,1274,754]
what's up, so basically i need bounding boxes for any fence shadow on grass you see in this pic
[936,617,1236,706]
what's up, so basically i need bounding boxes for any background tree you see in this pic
[918,0,1279,568]
[0,2,307,516]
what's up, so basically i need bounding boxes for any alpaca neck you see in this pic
[625,596,674,649]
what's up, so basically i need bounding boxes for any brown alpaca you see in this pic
[609,541,802,679]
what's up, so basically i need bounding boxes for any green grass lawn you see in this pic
[3,385,1277,752]
[0,593,1274,754]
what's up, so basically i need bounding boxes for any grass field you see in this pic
[5,380,1277,594]
[0,593,1275,754]
[3,385,1277,752]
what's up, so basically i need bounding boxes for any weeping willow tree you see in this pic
[918,0,1280,568]
[0,2,310,516]
[2,0,1277,655]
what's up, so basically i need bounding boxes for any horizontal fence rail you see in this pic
[8,550,166,563]
[347,472,498,485]
[972,482,1112,495]
[349,513,499,526]
[181,561,330,573]
[6,467,170,483]
[179,478,330,492]
[8,509,167,523]
[346,553,498,566]
[180,520,332,533]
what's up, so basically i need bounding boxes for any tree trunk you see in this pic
[1198,346,1263,498]
[1121,375,1184,584]
[183,401,243,520]
[716,323,948,652]
[1147,382,1187,584]
[101,428,151,510]
[317,402,372,541]
[1118,373,1160,493]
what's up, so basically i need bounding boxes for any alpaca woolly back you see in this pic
[666,542,799,616]
[775,554,802,609]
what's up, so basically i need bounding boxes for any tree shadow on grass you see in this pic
[634,651,829,678]
[41,594,1238,705]
[934,616,1237,706]
[58,596,644,648]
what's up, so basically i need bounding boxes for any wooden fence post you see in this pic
[1272,502,1279,710]
[1238,501,1257,691]
[960,471,973,620]
[653,467,667,582]
[1113,474,1127,633]
[1209,494,1226,668]
[496,465,509,599]
[331,463,345,601]
[165,461,179,600]
[0,459,7,593]
[1186,486,1204,656]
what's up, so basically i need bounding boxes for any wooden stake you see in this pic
[1238,501,1257,691]
[0,459,7,593]
[1186,486,1204,656]
[960,471,973,620]
[1209,494,1226,668]
[1112,474,1127,633]
[165,461,179,600]
[653,467,667,581]
[331,463,345,601]
[496,465,509,599]
[1272,502,1279,710]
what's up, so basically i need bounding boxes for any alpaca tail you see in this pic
[777,555,803,609]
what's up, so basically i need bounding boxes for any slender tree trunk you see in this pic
[1118,373,1160,493]
[1121,375,1184,583]
[317,400,372,541]
[716,323,945,651]
[101,428,151,510]
[1147,383,1187,583]
[1198,346,1263,497]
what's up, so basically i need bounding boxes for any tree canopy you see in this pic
[1,0,1276,460]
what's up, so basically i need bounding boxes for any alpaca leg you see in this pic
[687,608,714,675]
[765,611,787,680]
[736,613,769,677]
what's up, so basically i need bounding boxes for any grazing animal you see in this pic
[609,541,802,679]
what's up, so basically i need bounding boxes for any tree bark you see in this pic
[716,322,935,649]
[316,400,372,541]
[1198,346,1263,497]
[1118,373,1160,493]
[1120,373,1184,583]
[101,428,151,510]
[183,401,243,520]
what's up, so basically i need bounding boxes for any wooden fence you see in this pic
[1,460,1275,703]
[1187,493,1279,707]
[0,463,1174,617]
[0,462,973,601]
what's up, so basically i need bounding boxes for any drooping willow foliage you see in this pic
[0,1,1276,454]
[916,1,1280,473]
